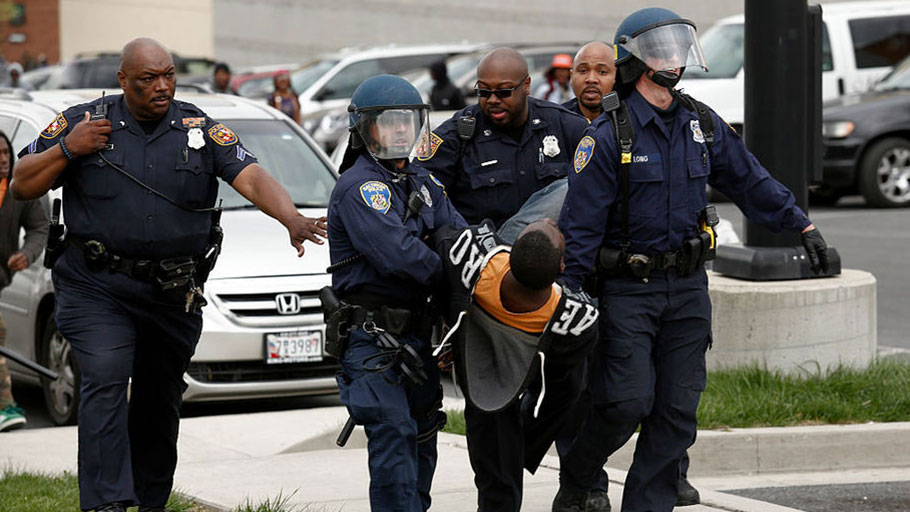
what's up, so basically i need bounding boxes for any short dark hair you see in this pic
[213,62,231,75]
[510,230,561,290]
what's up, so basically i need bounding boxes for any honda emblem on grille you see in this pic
[275,293,301,315]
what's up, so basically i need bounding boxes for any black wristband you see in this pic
[58,138,75,160]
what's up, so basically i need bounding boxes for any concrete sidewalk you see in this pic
[4,404,910,511]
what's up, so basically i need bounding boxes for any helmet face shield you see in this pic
[355,108,429,160]
[620,22,708,73]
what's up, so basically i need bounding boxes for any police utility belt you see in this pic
[67,236,200,290]
[318,286,434,359]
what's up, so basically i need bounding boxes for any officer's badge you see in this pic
[182,117,206,128]
[420,184,433,207]
[208,123,238,146]
[236,145,254,161]
[416,131,443,161]
[483,129,492,137]
[187,128,205,150]
[40,113,67,139]
[690,120,705,143]
[574,136,596,174]
[359,181,391,214]
[542,135,560,158]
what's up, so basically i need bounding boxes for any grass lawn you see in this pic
[443,358,910,434]
[0,469,332,512]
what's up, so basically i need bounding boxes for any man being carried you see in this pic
[434,218,598,512]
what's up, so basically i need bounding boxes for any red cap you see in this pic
[551,53,573,69]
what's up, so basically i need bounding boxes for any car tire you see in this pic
[39,314,80,426]
[858,137,910,208]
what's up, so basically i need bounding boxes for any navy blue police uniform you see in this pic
[420,96,588,512]
[419,97,587,228]
[561,98,585,119]
[328,153,465,512]
[21,94,255,511]
[558,88,812,511]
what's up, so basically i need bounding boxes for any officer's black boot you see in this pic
[94,503,127,512]
[552,487,611,512]
[676,475,701,506]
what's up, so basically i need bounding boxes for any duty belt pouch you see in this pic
[597,247,625,277]
[156,257,196,291]
[679,235,710,276]
[319,286,352,359]
[378,306,414,336]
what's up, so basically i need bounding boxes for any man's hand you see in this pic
[64,111,112,158]
[287,214,327,257]
[801,225,829,275]
[7,252,28,271]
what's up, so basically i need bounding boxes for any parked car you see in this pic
[819,55,910,207]
[678,1,910,133]
[29,53,215,91]
[292,43,485,151]
[232,64,298,99]
[0,88,338,425]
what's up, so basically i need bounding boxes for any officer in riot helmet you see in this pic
[326,74,465,511]
[555,8,830,512]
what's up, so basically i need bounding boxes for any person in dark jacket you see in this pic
[0,129,48,432]
[429,60,466,111]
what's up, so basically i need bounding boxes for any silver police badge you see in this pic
[187,128,206,150]
[542,135,560,158]
[420,184,433,207]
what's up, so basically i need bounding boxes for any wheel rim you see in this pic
[875,147,910,204]
[47,329,76,417]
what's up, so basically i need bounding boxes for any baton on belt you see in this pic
[0,346,59,380]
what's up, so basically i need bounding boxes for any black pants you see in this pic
[54,248,202,511]
[465,359,586,512]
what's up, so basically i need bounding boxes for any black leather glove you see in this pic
[801,228,829,275]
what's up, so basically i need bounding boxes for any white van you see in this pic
[679,1,910,132]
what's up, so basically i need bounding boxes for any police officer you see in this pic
[11,38,327,512]
[420,47,588,512]
[328,74,465,512]
[563,42,616,122]
[555,9,830,512]
[421,47,587,229]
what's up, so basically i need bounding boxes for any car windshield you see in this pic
[684,23,744,79]
[872,57,910,91]
[216,119,336,208]
[291,59,339,94]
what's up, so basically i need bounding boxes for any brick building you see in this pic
[0,0,59,69]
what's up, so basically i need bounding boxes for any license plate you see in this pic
[265,330,323,364]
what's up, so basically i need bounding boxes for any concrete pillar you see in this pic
[707,269,876,374]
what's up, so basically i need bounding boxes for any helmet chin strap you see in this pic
[647,68,683,89]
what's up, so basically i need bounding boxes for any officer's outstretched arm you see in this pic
[231,163,328,257]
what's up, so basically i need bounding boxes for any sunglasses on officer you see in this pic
[474,76,528,99]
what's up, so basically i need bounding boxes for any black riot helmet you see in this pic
[613,7,709,91]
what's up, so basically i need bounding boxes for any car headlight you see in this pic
[822,121,855,139]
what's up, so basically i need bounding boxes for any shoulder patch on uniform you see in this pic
[236,145,255,161]
[428,173,445,189]
[40,113,67,139]
[208,123,238,146]
[182,117,206,128]
[573,136,596,174]
[27,139,37,154]
[359,181,392,214]
[416,131,443,161]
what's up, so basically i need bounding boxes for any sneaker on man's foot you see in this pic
[676,475,701,506]
[0,403,26,432]
[95,503,127,512]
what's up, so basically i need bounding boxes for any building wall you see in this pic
[212,0,866,68]
[0,0,60,66]
[59,0,215,60]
